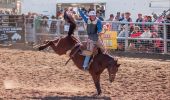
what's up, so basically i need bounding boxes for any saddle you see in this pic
[80,42,103,70]
[80,41,99,56]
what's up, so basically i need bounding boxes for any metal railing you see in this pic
[0,16,170,54]
[27,19,170,54]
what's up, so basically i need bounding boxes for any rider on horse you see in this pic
[78,8,103,70]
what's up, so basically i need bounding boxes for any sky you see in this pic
[21,0,170,19]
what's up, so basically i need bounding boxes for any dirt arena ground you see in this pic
[0,47,169,100]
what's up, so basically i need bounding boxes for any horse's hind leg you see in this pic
[40,41,60,54]
[38,39,59,51]
[38,41,50,51]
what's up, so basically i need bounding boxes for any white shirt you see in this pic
[140,30,152,38]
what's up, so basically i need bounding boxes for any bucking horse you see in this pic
[37,35,120,95]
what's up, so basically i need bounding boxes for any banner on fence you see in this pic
[101,31,118,49]
[0,27,25,43]
[0,15,25,44]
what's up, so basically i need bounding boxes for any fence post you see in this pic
[163,23,167,54]
[24,16,27,44]
[125,24,129,51]
[57,20,61,36]
[32,18,37,44]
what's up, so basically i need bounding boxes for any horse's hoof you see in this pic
[43,40,50,44]
[38,46,45,51]
[92,93,98,97]
[97,91,102,96]
[33,45,41,51]
[92,92,102,97]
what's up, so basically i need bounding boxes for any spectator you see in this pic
[106,14,114,31]
[38,16,49,43]
[136,13,143,31]
[139,27,152,52]
[123,12,132,22]
[56,10,62,19]
[143,16,150,31]
[165,13,170,52]
[155,15,164,23]
[118,25,128,37]
[115,12,121,21]
[96,11,104,21]
[81,7,88,15]
[152,13,158,21]
[143,15,148,22]
[107,14,114,21]
[40,16,49,33]
[100,6,105,17]
[140,27,152,38]
[136,14,143,23]
[112,14,120,32]
[151,32,163,53]
[50,16,57,34]
[130,26,142,38]
[117,25,128,50]
[107,14,119,31]
[147,16,152,22]
[165,14,170,39]
[123,12,133,33]
[88,5,94,13]
[129,26,142,50]
[147,16,153,30]
[35,15,42,33]
[119,13,124,21]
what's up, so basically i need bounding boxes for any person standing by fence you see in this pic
[50,16,57,34]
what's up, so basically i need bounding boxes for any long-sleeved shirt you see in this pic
[78,9,102,33]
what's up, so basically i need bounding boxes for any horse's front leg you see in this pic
[92,74,102,95]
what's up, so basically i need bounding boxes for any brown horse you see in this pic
[38,36,120,95]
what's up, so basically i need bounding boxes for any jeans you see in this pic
[83,56,91,68]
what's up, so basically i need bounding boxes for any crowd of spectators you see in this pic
[0,7,170,53]
[23,8,170,52]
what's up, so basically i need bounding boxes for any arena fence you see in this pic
[1,16,170,55]
[28,19,170,54]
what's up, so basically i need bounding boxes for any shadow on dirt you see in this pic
[1,43,170,61]
[31,96,111,100]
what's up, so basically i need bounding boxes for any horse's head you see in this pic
[54,36,78,55]
[107,58,120,83]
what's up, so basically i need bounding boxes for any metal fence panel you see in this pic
[31,19,170,54]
